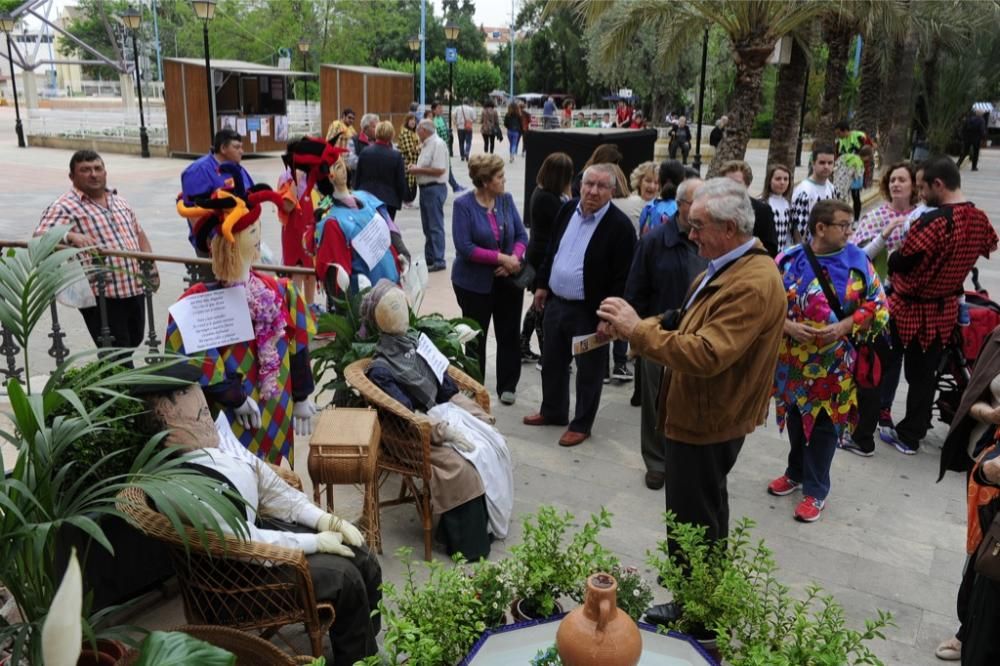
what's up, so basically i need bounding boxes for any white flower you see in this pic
[454,323,479,344]
[42,549,83,666]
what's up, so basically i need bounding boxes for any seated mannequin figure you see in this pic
[134,364,381,665]
[361,279,514,559]
[282,136,410,299]
[170,179,316,466]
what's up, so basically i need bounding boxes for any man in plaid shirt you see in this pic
[35,150,154,350]
[881,156,998,455]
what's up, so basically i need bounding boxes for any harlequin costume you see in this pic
[168,182,315,466]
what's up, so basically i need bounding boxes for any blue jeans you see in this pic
[418,183,447,266]
[448,168,463,192]
[784,407,837,501]
[508,130,521,156]
[457,129,472,159]
[612,339,628,365]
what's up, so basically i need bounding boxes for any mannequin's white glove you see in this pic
[440,422,475,453]
[399,253,410,277]
[316,531,355,557]
[316,512,365,547]
[234,397,261,429]
[292,400,317,437]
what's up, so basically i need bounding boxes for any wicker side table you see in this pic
[307,407,382,552]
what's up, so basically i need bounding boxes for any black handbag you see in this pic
[975,511,1000,582]
[493,195,532,290]
[801,244,882,390]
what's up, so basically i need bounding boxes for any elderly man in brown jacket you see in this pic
[599,177,785,608]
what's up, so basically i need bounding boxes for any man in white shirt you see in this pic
[408,119,450,271]
[789,143,839,244]
[453,98,476,161]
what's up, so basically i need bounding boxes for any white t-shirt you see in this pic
[454,105,475,130]
[415,134,449,185]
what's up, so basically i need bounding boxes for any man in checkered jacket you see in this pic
[881,156,999,455]
[35,150,154,350]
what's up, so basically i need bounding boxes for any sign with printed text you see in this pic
[352,214,391,269]
[445,47,458,63]
[572,332,611,356]
[168,286,254,353]
[417,333,449,383]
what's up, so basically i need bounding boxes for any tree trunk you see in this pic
[881,4,919,166]
[766,37,809,172]
[707,45,772,178]
[814,15,853,145]
[854,36,882,139]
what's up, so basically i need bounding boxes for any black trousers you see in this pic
[959,139,982,170]
[265,519,382,665]
[79,295,146,348]
[540,295,608,433]
[454,280,523,395]
[663,436,745,558]
[892,323,944,449]
[482,133,496,154]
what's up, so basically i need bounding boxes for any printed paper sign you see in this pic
[572,332,611,356]
[261,117,271,136]
[246,117,261,131]
[352,214,391,269]
[167,286,254,353]
[417,333,449,384]
[275,115,289,142]
[250,130,259,144]
[236,118,247,135]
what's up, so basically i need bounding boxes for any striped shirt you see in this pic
[36,188,146,299]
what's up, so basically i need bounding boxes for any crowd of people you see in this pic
[27,94,1000,663]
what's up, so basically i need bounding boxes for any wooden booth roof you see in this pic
[165,57,315,78]
[320,64,410,78]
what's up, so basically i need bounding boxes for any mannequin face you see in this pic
[331,157,348,189]
[236,220,262,266]
[374,287,409,335]
[145,384,220,450]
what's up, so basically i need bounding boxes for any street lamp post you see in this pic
[691,27,709,175]
[121,7,149,158]
[407,35,420,102]
[192,0,217,145]
[297,38,310,133]
[444,22,460,156]
[795,70,809,168]
[0,14,25,148]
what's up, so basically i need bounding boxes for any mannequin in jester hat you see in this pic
[168,174,316,467]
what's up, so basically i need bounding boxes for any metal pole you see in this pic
[509,0,514,99]
[795,68,809,167]
[152,0,163,82]
[412,56,417,101]
[448,60,454,153]
[419,0,425,108]
[202,21,214,145]
[691,28,708,174]
[5,33,25,148]
[132,29,150,158]
[302,51,308,129]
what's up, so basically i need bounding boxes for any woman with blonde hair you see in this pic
[353,120,406,220]
[397,113,421,208]
[451,153,529,405]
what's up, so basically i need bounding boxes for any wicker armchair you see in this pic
[116,484,334,657]
[115,625,315,665]
[343,357,491,561]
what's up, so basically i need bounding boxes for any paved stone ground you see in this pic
[2,105,999,664]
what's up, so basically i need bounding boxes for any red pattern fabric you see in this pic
[890,203,998,349]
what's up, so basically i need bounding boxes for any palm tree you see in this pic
[766,30,813,172]
[559,0,828,176]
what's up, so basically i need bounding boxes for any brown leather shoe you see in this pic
[558,430,589,447]
[523,413,548,426]
[644,471,665,490]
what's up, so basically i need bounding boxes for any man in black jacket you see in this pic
[624,178,707,489]
[524,164,637,447]
[718,160,779,257]
[353,120,407,219]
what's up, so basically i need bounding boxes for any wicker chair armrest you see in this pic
[343,359,432,430]
[116,487,310,567]
[446,365,492,413]
[268,463,304,492]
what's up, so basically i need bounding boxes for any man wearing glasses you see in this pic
[524,163,636,448]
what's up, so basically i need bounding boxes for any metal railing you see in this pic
[0,241,313,385]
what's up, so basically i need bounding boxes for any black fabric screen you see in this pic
[522,127,657,227]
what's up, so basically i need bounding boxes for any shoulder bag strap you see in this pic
[801,242,846,320]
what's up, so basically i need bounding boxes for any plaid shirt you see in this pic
[36,188,146,299]
[889,203,998,349]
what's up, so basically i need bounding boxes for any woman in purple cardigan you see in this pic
[451,153,529,406]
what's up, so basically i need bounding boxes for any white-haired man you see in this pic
[408,119,450,271]
[599,178,785,624]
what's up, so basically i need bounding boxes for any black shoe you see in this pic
[644,471,665,490]
[612,363,634,382]
[428,262,447,273]
[520,348,540,363]
[644,601,683,626]
[630,393,642,407]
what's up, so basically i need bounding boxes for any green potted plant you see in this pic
[310,288,482,406]
[468,558,516,629]
[0,230,250,666]
[506,506,616,621]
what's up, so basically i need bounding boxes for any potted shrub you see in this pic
[310,288,481,406]
[506,506,616,621]
[0,230,250,665]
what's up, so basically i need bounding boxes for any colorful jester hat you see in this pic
[282,135,349,201]
[177,162,285,254]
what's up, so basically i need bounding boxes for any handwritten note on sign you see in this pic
[168,286,255,354]
[352,214,391,269]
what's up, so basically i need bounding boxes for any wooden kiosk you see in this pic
[319,65,412,137]
[164,57,313,156]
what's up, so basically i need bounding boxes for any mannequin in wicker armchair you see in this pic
[135,364,381,665]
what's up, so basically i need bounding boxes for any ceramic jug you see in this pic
[555,572,642,666]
